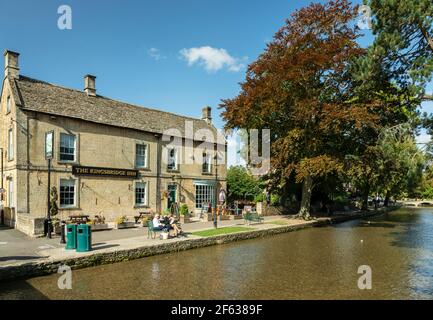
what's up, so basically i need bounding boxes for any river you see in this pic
[1,207,433,300]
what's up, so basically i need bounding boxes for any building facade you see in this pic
[0,50,226,236]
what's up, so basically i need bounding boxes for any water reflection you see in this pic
[1,208,433,299]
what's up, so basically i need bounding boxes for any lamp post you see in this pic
[45,131,54,239]
[213,153,222,229]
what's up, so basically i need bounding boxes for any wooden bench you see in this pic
[244,212,264,225]
[134,212,150,224]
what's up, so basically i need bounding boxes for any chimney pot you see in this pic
[84,74,96,96]
[202,106,212,124]
[4,50,20,79]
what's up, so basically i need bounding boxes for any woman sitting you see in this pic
[168,214,182,237]
[152,215,166,231]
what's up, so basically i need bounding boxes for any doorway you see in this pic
[167,184,177,210]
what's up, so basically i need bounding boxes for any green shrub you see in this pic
[180,204,189,216]
[271,194,280,206]
[254,193,266,203]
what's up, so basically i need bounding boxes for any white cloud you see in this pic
[147,47,166,61]
[180,46,246,72]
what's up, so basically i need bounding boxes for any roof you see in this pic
[8,75,219,140]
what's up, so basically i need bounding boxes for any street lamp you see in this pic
[45,131,54,239]
[213,153,223,229]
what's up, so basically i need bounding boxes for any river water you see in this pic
[1,207,433,300]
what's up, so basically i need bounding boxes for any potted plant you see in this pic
[179,204,191,223]
[52,218,62,234]
[114,215,135,229]
[140,216,150,227]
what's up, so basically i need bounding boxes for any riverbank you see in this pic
[0,206,398,281]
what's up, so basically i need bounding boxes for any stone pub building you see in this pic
[0,50,227,236]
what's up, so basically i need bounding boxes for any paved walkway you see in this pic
[0,215,300,267]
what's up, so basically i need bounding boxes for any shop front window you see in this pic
[195,184,214,209]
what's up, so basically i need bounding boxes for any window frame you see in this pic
[135,181,148,207]
[135,143,149,169]
[7,128,13,161]
[167,148,178,171]
[59,133,77,163]
[202,152,212,174]
[195,184,215,209]
[59,179,77,209]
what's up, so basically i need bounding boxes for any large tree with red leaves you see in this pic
[221,0,383,219]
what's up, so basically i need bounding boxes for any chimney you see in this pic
[84,74,96,96]
[202,106,212,124]
[4,50,20,79]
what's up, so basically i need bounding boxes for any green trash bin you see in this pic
[65,224,77,250]
[76,224,92,252]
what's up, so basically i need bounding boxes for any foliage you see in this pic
[221,0,378,219]
[364,0,433,95]
[179,204,189,216]
[115,215,127,225]
[421,185,433,199]
[270,194,280,206]
[226,166,262,202]
[50,187,59,217]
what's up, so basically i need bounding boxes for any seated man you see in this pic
[152,215,166,231]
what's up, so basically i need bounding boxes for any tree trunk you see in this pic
[298,175,313,220]
[384,191,390,207]
[361,185,370,211]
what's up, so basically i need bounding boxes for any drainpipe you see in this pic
[155,134,162,214]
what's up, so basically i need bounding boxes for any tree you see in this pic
[226,166,262,203]
[364,0,433,97]
[221,0,378,219]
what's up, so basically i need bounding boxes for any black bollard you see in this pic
[60,221,66,244]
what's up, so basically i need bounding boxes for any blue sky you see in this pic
[1,0,432,164]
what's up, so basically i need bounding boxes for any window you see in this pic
[60,179,76,208]
[167,148,178,171]
[202,153,212,174]
[195,184,214,209]
[6,96,11,113]
[7,129,13,161]
[60,133,76,162]
[8,179,14,208]
[135,182,148,206]
[135,144,148,168]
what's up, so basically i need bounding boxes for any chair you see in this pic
[147,220,156,239]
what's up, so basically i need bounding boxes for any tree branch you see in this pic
[422,94,433,101]
[419,25,433,53]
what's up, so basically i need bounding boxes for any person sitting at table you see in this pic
[168,214,182,237]
[152,215,166,231]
